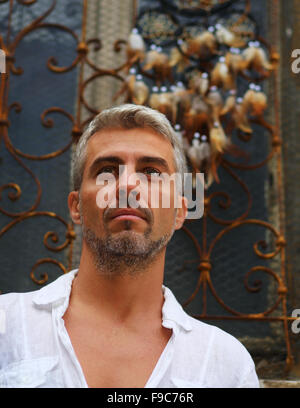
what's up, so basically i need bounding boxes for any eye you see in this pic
[143,167,162,177]
[96,166,118,175]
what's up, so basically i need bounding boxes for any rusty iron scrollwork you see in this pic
[0,0,80,284]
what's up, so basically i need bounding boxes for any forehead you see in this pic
[86,127,176,169]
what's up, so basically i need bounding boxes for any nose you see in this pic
[116,164,140,206]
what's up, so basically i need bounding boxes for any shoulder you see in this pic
[0,272,75,371]
[0,287,47,337]
[178,314,251,360]
[188,315,249,354]
[0,289,37,312]
[183,316,259,387]
[0,289,41,369]
[0,270,77,311]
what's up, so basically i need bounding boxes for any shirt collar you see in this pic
[32,269,78,307]
[161,285,193,332]
[32,269,193,331]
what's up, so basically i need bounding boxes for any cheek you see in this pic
[154,207,177,233]
[80,186,104,221]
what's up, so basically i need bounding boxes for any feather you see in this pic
[149,91,177,124]
[131,78,149,105]
[209,154,221,184]
[143,50,172,81]
[198,140,211,161]
[206,87,223,108]
[243,89,267,116]
[242,45,274,73]
[143,50,159,69]
[225,51,247,74]
[169,46,190,72]
[172,88,193,114]
[209,122,229,154]
[211,60,235,90]
[252,92,267,116]
[188,136,211,168]
[215,25,246,48]
[256,48,274,71]
[221,93,236,115]
[205,87,224,123]
[149,93,160,110]
[183,109,209,133]
[115,74,149,105]
[189,73,210,96]
[205,169,215,189]
[216,25,235,45]
[232,102,253,134]
[186,31,217,59]
[191,95,210,115]
[127,31,145,62]
[188,139,201,167]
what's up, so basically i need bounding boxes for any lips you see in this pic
[110,209,147,221]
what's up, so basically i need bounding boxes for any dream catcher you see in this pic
[114,0,279,189]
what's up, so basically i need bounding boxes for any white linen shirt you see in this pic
[0,269,259,388]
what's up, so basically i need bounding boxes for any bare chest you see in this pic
[63,314,172,388]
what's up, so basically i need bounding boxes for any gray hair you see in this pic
[72,104,188,192]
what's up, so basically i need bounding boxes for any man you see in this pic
[0,104,259,388]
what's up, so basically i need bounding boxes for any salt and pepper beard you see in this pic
[80,201,177,278]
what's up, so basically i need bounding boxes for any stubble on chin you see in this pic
[81,222,174,279]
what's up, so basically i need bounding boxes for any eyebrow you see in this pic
[88,155,171,176]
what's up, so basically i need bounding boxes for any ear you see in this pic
[174,195,188,230]
[68,191,81,225]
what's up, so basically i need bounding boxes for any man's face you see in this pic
[69,127,187,276]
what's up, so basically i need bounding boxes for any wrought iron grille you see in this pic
[0,0,296,373]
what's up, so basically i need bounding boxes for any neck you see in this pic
[70,242,167,325]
